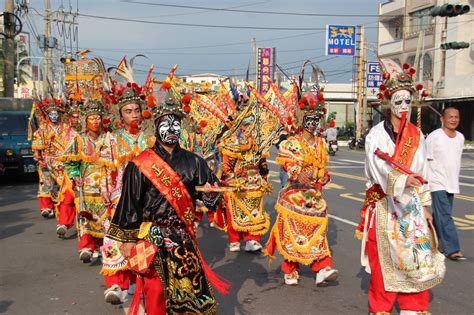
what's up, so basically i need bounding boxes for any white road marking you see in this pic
[338,159,366,165]
[329,160,350,165]
[460,182,474,187]
[460,175,474,180]
[328,214,358,227]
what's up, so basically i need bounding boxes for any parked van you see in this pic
[0,98,36,175]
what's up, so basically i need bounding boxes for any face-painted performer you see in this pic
[32,99,69,219]
[355,62,445,314]
[100,81,155,305]
[106,76,229,314]
[265,88,339,286]
[220,111,271,253]
[61,99,112,264]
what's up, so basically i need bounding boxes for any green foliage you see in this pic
[326,111,336,123]
[0,38,31,93]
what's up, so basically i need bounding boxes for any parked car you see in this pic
[0,98,36,176]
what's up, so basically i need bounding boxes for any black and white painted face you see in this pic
[303,115,319,133]
[155,114,181,144]
[48,110,59,124]
[390,89,412,119]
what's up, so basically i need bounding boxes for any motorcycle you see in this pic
[348,135,365,150]
[328,140,338,156]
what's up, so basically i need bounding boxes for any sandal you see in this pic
[447,252,467,261]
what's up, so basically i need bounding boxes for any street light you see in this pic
[16,56,45,86]
[16,56,45,98]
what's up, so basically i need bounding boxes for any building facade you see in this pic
[377,0,473,139]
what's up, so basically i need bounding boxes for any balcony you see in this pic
[378,39,403,56]
[380,0,405,20]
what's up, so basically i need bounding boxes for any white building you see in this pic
[179,73,226,91]
[377,0,474,139]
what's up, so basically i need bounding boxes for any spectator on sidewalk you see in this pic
[426,107,466,261]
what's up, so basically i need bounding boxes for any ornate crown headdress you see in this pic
[376,60,429,106]
[38,98,65,114]
[80,98,108,117]
[65,98,82,116]
[78,98,109,131]
[298,90,327,118]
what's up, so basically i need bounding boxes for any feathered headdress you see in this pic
[142,65,192,121]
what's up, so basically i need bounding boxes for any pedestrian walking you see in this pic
[426,107,466,261]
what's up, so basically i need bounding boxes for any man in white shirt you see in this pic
[426,107,466,261]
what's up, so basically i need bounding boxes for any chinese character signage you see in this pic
[326,25,356,56]
[257,47,275,94]
[366,61,382,96]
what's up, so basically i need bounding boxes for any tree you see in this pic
[0,37,32,95]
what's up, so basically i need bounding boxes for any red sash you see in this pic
[392,121,420,169]
[131,149,230,294]
[132,149,197,237]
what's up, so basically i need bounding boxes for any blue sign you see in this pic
[366,61,382,96]
[326,25,356,56]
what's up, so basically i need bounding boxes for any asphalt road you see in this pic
[1,148,473,315]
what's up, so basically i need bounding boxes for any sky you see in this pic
[23,0,383,83]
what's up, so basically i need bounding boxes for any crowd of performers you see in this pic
[30,56,445,315]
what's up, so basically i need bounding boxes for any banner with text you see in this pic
[257,47,275,94]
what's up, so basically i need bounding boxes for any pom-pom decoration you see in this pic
[142,110,152,119]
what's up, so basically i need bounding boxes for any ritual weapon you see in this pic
[374,148,428,184]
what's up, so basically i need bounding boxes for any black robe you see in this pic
[107,142,219,314]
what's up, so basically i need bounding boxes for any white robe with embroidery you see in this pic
[361,121,445,293]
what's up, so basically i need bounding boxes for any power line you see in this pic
[78,13,328,31]
[75,12,473,38]
[83,47,325,55]
[120,1,422,18]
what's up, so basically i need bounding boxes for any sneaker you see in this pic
[79,248,93,263]
[56,224,67,238]
[41,208,51,218]
[284,271,299,285]
[229,242,241,252]
[244,240,263,252]
[209,222,216,228]
[127,282,136,295]
[315,267,338,286]
[92,250,101,260]
[104,284,124,305]
[48,210,55,218]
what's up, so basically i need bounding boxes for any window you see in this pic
[409,8,434,33]
[0,113,29,136]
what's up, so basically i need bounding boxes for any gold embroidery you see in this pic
[161,174,171,187]
[183,207,194,224]
[107,223,139,242]
[151,164,164,177]
[387,169,404,196]
[171,187,183,200]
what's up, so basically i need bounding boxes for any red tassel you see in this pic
[265,230,276,257]
[128,275,143,315]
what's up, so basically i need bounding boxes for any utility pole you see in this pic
[251,38,256,84]
[355,25,365,139]
[3,0,15,97]
[44,0,52,96]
